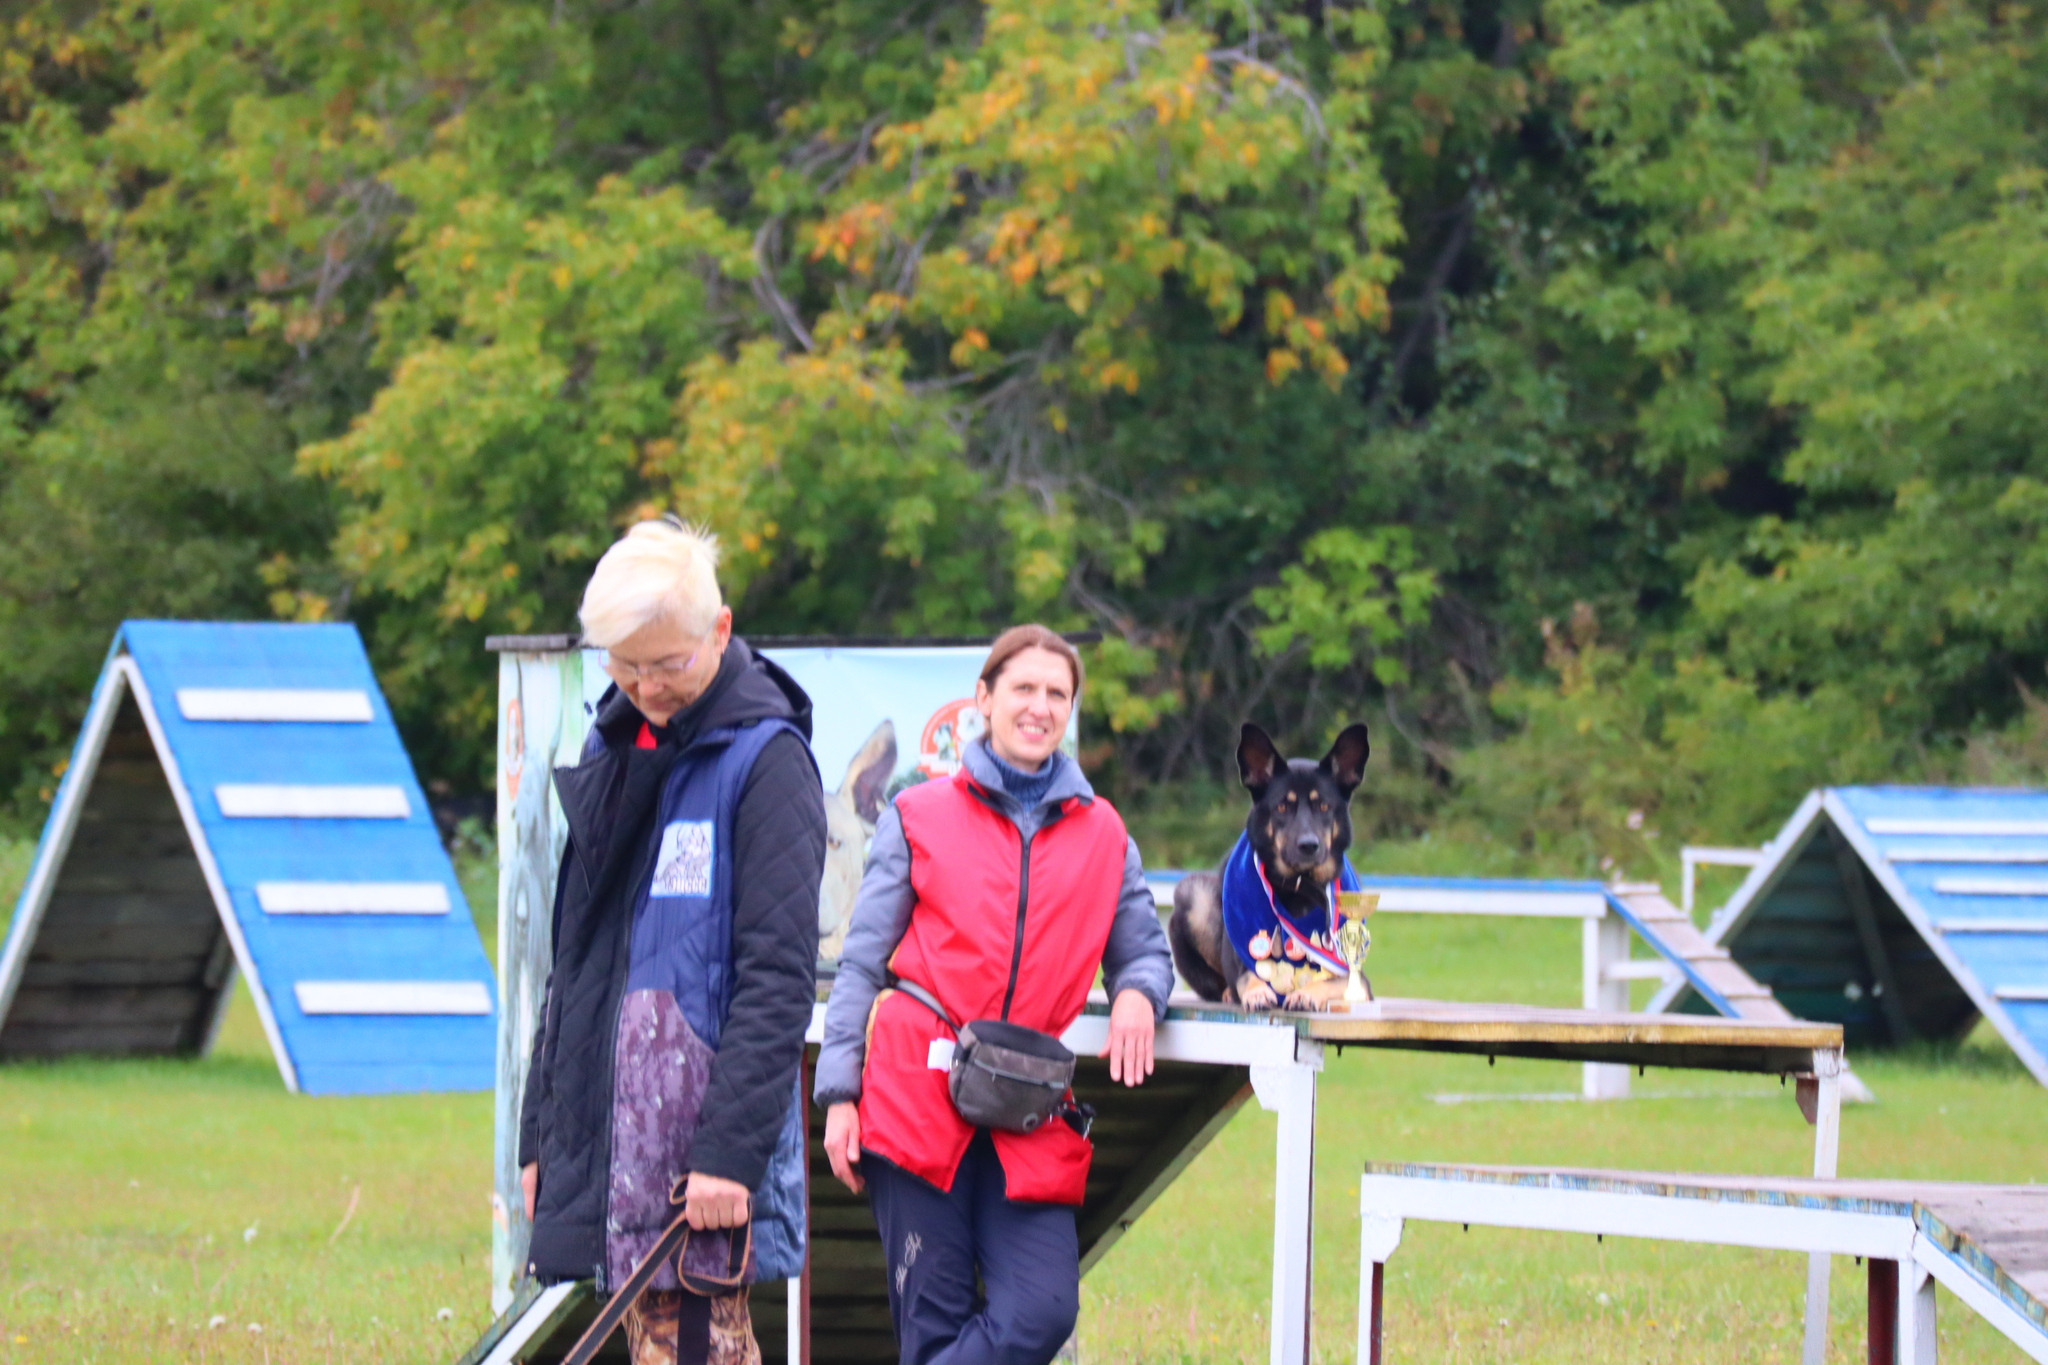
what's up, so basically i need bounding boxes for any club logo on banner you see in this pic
[918,698,986,778]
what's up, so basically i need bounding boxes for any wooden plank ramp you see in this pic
[1608,883,1875,1099]
[1610,883,1796,1021]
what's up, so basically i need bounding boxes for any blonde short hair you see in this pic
[578,519,724,647]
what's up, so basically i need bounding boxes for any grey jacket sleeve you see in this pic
[812,803,917,1106]
[1101,836,1175,1020]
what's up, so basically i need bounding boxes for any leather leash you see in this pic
[559,1194,750,1365]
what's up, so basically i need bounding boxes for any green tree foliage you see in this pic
[0,0,2043,855]
[1447,604,1893,873]
[1549,0,2048,739]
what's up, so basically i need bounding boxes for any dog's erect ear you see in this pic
[841,719,898,824]
[1318,723,1371,798]
[1237,723,1284,798]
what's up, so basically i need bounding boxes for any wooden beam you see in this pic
[1076,1068,1252,1268]
[1302,1001,1840,1051]
[1830,825,1912,1045]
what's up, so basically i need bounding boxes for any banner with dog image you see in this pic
[488,639,1077,1309]
[763,646,1081,960]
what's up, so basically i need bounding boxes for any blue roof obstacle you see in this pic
[0,621,496,1094]
[1650,786,2048,1086]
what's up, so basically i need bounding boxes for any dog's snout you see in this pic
[1295,835,1323,859]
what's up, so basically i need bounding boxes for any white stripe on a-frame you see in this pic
[177,688,373,723]
[1934,919,2048,934]
[1866,818,2048,837]
[256,882,450,915]
[1992,984,2048,1002]
[1885,847,2048,863]
[215,785,410,819]
[115,659,301,1092]
[1932,877,2048,897]
[294,980,491,1015]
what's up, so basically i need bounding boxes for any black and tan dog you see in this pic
[1168,721,1371,1011]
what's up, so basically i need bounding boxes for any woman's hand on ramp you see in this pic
[1101,988,1157,1087]
[825,1102,864,1194]
[682,1172,752,1229]
[521,1162,537,1219]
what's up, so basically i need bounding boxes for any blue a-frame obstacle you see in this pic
[1651,786,2048,1086]
[0,621,496,1094]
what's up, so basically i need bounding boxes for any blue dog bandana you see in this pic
[1218,831,1360,976]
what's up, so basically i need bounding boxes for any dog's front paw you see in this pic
[1235,975,1280,1011]
[1282,981,1347,1013]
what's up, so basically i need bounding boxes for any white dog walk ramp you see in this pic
[1357,1163,2048,1365]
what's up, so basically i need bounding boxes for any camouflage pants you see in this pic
[623,1289,761,1365]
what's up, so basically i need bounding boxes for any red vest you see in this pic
[857,768,1128,1203]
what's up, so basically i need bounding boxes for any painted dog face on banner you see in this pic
[819,720,896,959]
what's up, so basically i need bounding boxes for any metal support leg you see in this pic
[1582,913,1631,1099]
[1357,1214,1403,1365]
[1869,1259,1897,1365]
[1253,1061,1320,1365]
[795,1055,812,1365]
[1803,1047,1844,1365]
[1897,1258,1937,1365]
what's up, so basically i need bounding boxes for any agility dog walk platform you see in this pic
[1148,870,1867,1101]
[462,998,1843,1365]
[1356,1163,2048,1364]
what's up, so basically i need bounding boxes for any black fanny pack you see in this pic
[892,978,1092,1137]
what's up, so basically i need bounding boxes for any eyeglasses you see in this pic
[603,645,704,688]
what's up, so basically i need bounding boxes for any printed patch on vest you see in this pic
[651,820,714,898]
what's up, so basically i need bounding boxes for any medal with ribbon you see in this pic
[1219,832,1359,979]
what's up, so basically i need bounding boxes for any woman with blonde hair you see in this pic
[519,518,826,1365]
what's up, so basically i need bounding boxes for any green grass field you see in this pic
[2,837,2044,1364]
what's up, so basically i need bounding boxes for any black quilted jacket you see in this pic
[516,639,825,1284]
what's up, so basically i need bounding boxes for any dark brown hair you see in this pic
[979,624,1083,695]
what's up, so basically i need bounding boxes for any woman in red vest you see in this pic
[814,625,1174,1365]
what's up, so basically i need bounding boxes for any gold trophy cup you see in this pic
[1335,891,1378,1016]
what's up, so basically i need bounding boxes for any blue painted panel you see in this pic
[1943,933,2048,990]
[278,1016,497,1066]
[1836,786,2048,824]
[2000,999,2048,1069]
[297,1061,500,1095]
[1896,866,2048,906]
[117,621,495,1095]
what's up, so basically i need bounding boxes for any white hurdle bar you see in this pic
[1358,1165,2048,1365]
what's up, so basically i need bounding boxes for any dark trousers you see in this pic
[863,1131,1080,1365]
